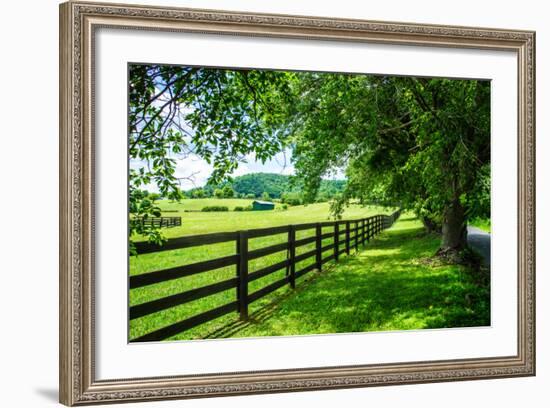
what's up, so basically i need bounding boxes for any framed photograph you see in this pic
[59,1,535,405]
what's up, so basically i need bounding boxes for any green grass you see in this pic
[129,210,490,341]
[469,218,491,233]
[129,201,393,341]
[227,215,490,338]
[159,198,262,212]
[139,199,388,239]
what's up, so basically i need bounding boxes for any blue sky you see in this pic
[130,79,344,192]
[131,82,298,191]
[172,149,296,190]
[131,148,345,192]
[130,148,296,192]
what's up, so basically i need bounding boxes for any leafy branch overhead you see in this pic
[129,65,490,254]
[288,74,490,253]
[129,65,294,244]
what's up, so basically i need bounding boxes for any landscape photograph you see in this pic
[128,64,491,343]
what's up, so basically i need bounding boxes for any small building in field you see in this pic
[252,200,275,211]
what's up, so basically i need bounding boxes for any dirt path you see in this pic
[467,226,491,267]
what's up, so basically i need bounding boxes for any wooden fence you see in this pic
[130,210,400,342]
[139,216,182,228]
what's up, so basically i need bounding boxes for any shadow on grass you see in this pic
[207,221,490,339]
[203,269,329,339]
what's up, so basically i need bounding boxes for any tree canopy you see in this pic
[129,64,490,254]
[287,73,490,252]
[129,65,292,244]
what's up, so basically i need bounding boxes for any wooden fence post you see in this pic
[334,222,340,261]
[316,223,322,271]
[354,221,359,252]
[289,225,296,289]
[345,221,350,255]
[362,219,366,246]
[236,236,241,314]
[238,231,249,320]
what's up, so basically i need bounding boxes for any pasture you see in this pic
[229,215,490,338]
[129,200,393,341]
[129,209,489,341]
[160,198,262,212]
[139,199,387,239]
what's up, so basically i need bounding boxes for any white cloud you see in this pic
[243,150,296,176]
[279,164,295,175]
[230,162,251,178]
[322,167,346,180]
[173,155,213,190]
[130,147,310,192]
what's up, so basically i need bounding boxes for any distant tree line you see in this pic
[182,172,345,205]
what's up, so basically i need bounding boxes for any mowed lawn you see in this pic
[226,215,490,338]
[129,201,393,341]
[138,199,386,239]
[129,210,489,341]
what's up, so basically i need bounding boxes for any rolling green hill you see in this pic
[185,172,345,200]
[231,173,290,198]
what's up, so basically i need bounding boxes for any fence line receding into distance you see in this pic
[130,210,401,342]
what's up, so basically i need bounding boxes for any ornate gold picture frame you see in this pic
[59,1,535,405]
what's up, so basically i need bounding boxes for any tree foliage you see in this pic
[129,65,292,244]
[201,172,346,200]
[286,74,490,251]
[129,64,490,253]
[231,173,289,198]
[222,185,235,198]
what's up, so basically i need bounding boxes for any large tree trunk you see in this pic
[440,199,467,253]
[421,216,441,233]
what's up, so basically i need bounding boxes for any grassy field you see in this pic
[129,200,393,341]
[225,215,490,338]
[159,198,267,212]
[138,199,387,239]
[129,210,490,341]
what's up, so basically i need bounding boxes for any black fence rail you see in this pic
[130,210,401,342]
[139,216,182,228]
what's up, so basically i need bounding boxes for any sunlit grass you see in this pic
[135,200,389,240]
[223,214,490,338]
[129,212,490,341]
[129,201,393,341]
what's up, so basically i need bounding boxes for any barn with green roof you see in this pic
[251,200,275,211]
